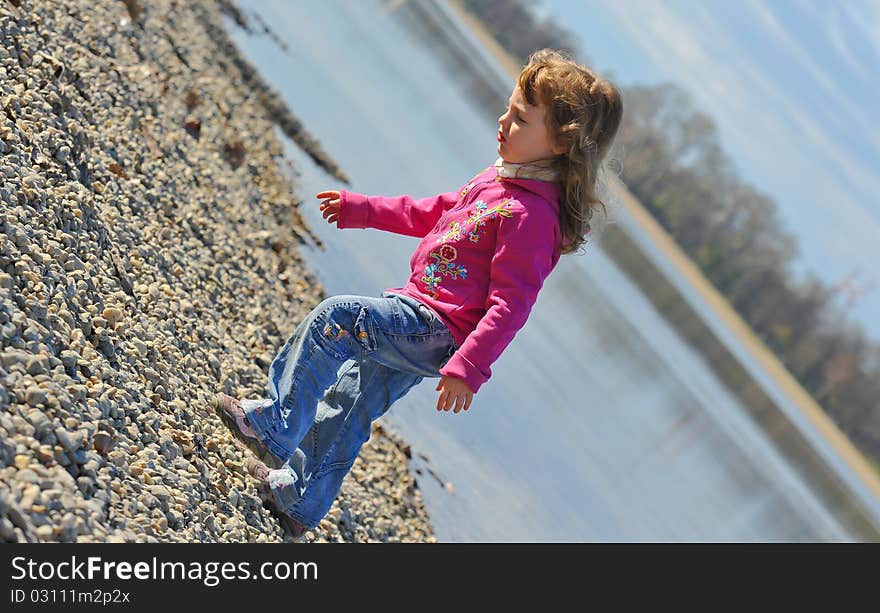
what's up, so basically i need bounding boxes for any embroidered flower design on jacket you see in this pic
[442,221,463,243]
[422,244,468,298]
[419,198,514,299]
[465,200,513,243]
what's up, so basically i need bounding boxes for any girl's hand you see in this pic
[435,375,473,413]
[316,190,341,225]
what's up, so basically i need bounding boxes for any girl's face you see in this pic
[497,85,563,164]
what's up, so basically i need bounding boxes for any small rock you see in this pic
[93,432,115,454]
[60,350,78,370]
[149,485,172,502]
[54,427,80,452]
[107,450,127,466]
[26,409,52,437]
[102,307,123,326]
[0,518,15,541]
[54,448,71,466]
[76,476,95,496]
[25,387,47,406]
[26,355,47,375]
[151,517,168,533]
[37,445,54,463]
[0,350,28,368]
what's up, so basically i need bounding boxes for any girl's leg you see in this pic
[244,291,456,529]
[240,294,384,462]
[269,358,423,527]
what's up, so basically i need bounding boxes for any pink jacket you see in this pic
[337,165,563,394]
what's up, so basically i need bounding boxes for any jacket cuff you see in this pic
[439,352,489,394]
[337,190,370,229]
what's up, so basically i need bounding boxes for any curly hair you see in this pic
[517,49,623,255]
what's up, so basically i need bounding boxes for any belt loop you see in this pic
[353,306,377,352]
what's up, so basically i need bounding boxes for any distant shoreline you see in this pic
[443,0,880,533]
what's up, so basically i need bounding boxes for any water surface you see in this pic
[224,0,861,541]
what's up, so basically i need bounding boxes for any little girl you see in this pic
[213,49,623,538]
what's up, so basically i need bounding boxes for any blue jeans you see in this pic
[242,290,457,528]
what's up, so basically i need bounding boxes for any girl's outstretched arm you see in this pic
[316,187,462,238]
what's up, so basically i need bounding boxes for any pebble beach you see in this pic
[0,0,437,543]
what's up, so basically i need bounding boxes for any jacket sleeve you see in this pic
[337,188,461,238]
[439,201,558,394]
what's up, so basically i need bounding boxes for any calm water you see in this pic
[225,0,866,541]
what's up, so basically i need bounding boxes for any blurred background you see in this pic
[221,0,880,541]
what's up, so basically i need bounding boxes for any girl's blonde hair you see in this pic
[517,49,623,255]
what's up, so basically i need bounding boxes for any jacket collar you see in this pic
[493,157,560,182]
[488,158,561,213]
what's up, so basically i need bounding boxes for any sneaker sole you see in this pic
[257,482,308,540]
